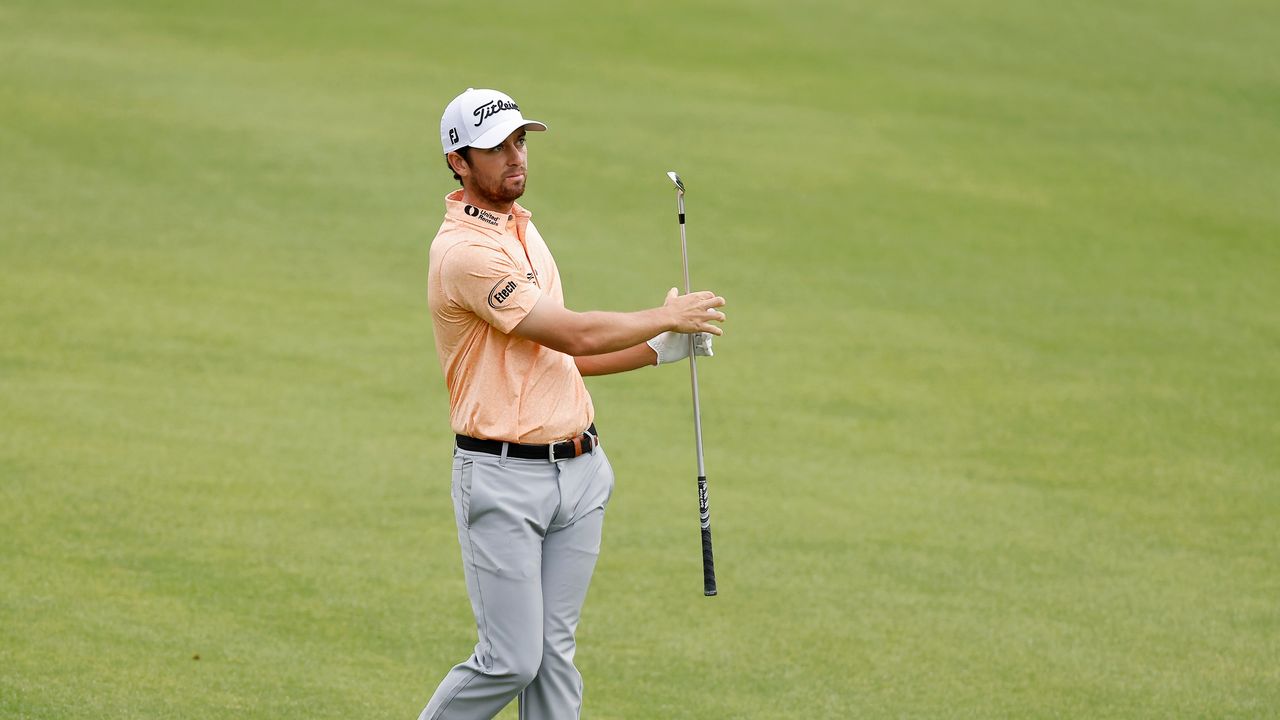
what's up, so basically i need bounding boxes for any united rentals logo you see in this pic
[463,205,501,226]
[488,278,519,308]
[473,99,519,126]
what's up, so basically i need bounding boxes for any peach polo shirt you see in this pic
[427,189,594,444]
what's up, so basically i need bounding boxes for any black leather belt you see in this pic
[456,424,598,462]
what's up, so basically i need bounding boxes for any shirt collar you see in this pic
[444,189,531,236]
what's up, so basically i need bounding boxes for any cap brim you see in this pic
[469,118,548,149]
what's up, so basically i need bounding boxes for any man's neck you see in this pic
[461,189,514,215]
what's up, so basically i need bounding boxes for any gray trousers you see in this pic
[418,440,615,720]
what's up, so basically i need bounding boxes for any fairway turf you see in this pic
[2,1,1278,718]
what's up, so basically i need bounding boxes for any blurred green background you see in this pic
[2,1,1277,717]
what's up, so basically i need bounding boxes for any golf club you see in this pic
[667,170,717,597]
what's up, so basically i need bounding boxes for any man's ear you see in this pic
[447,151,470,178]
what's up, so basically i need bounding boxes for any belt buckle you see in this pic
[549,438,569,463]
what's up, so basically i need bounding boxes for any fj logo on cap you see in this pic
[488,279,519,308]
[448,128,459,144]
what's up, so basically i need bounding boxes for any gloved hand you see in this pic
[647,331,714,366]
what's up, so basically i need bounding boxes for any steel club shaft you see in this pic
[668,170,716,596]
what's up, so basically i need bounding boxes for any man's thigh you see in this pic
[451,451,560,667]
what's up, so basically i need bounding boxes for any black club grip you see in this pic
[698,474,717,596]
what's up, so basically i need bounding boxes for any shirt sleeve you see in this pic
[439,241,541,334]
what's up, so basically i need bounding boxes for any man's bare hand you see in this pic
[663,287,726,335]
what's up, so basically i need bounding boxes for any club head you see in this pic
[666,171,685,194]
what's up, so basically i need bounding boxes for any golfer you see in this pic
[417,88,726,720]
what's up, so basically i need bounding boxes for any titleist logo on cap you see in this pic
[473,99,519,127]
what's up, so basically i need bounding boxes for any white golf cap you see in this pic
[440,88,547,154]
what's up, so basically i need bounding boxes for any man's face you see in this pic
[453,128,527,209]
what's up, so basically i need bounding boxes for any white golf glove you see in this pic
[647,331,714,366]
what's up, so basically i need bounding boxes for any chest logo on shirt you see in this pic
[463,204,501,226]
[488,278,519,309]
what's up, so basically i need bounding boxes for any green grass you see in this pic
[3,1,1278,717]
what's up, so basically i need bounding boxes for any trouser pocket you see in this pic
[452,454,475,529]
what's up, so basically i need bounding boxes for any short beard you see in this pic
[472,173,525,208]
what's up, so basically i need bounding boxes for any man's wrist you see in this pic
[658,304,678,333]
[645,332,670,365]
[645,342,660,366]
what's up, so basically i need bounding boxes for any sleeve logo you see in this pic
[488,278,519,309]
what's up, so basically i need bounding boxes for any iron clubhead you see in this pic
[667,171,685,193]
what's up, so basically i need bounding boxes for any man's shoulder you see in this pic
[432,224,521,283]
[432,220,503,257]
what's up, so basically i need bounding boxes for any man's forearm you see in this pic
[574,343,658,377]
[566,308,672,357]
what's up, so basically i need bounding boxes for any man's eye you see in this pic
[516,136,527,146]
